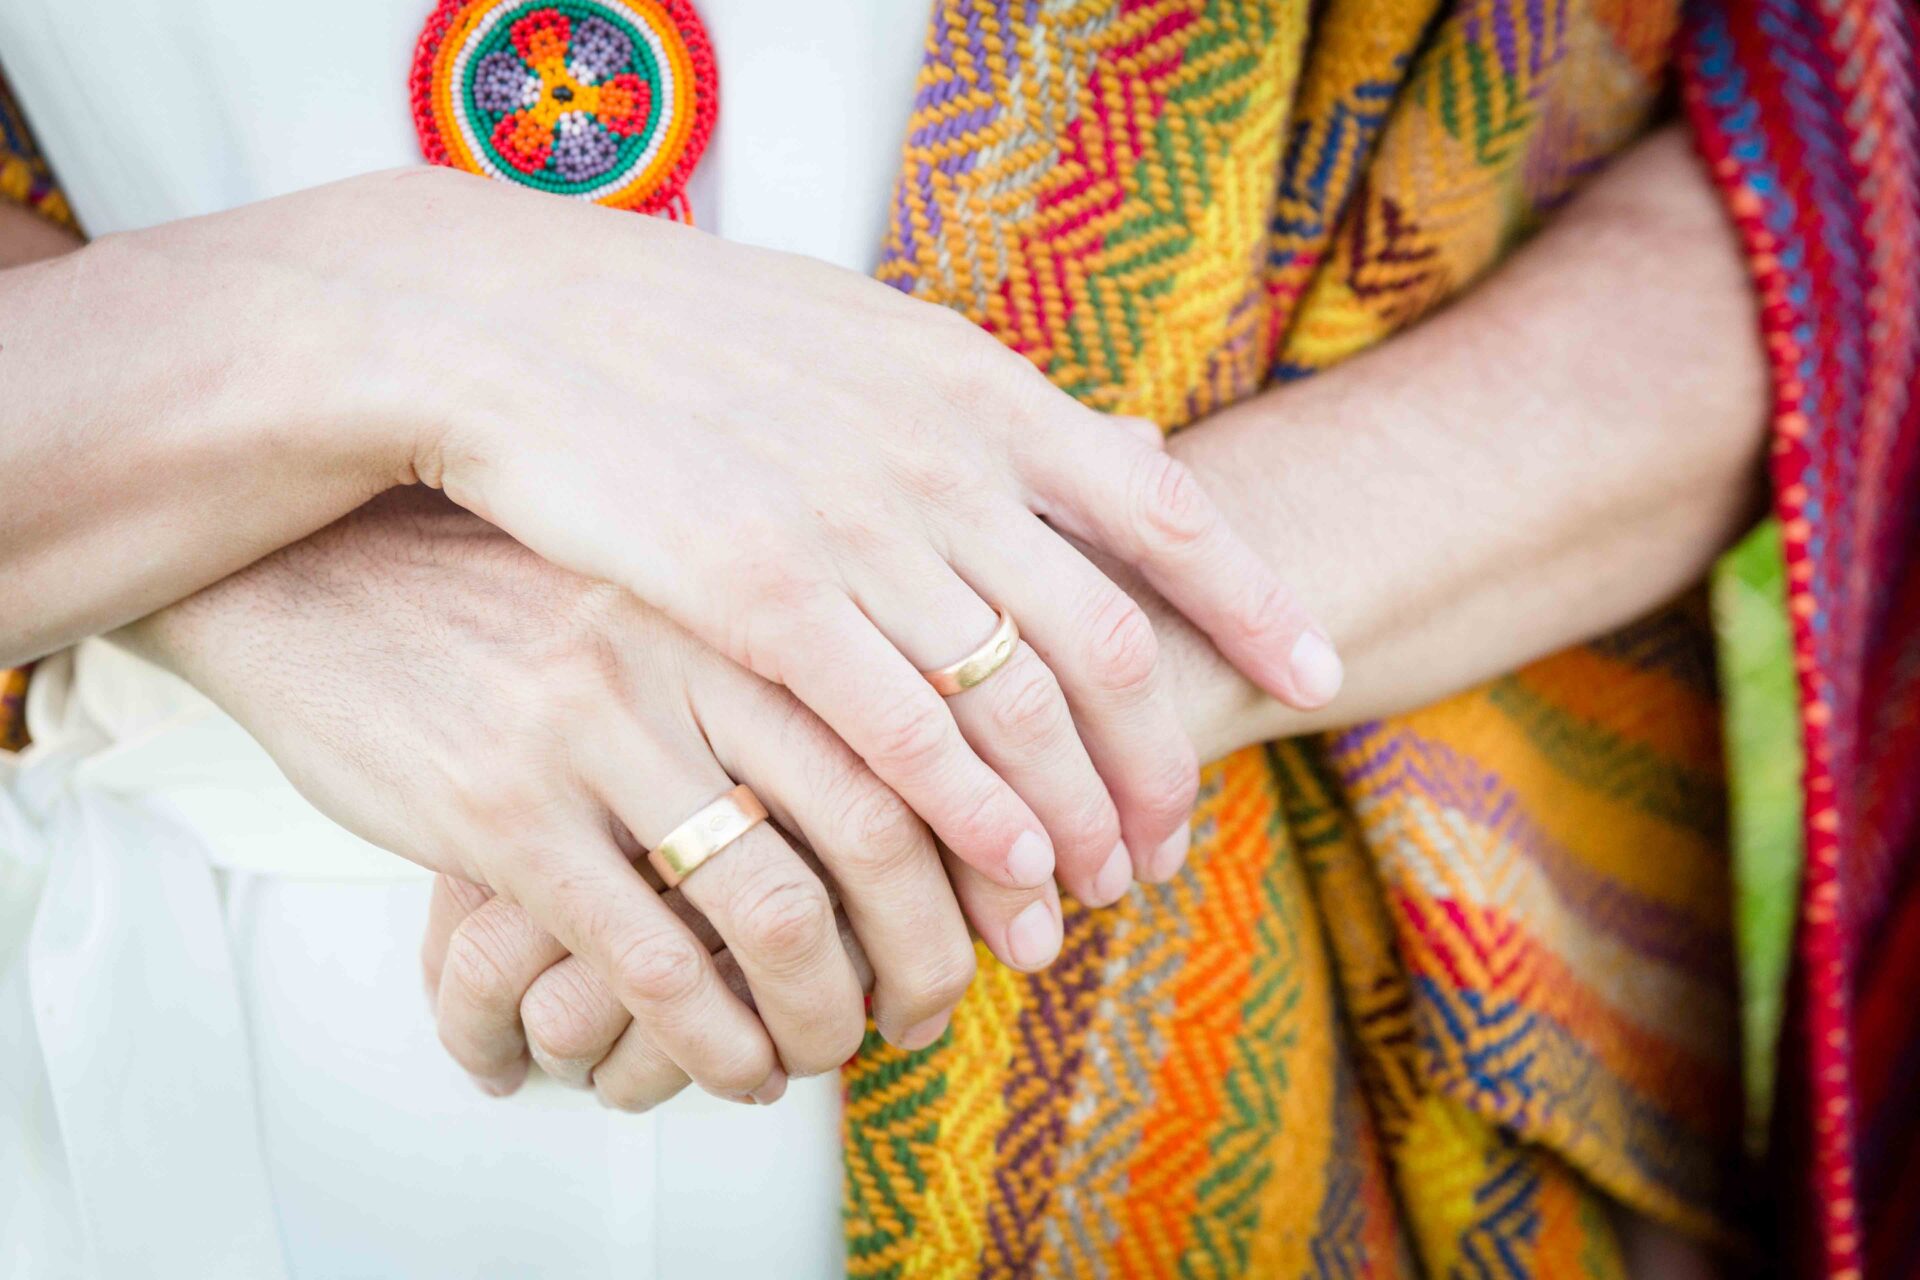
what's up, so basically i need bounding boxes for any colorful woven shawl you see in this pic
[2,2,1915,1275]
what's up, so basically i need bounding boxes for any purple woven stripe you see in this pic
[882,0,1035,290]
[1331,720,1737,984]
[980,901,1110,1276]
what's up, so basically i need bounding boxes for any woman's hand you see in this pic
[8,168,1337,902]
[122,489,1063,1100]
[367,169,1340,897]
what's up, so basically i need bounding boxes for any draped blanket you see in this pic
[848,1,1919,1275]
[2,1,1915,1275]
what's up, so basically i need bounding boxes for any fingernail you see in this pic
[1089,841,1132,906]
[1289,629,1344,706]
[1007,900,1063,970]
[897,1012,952,1051]
[1006,831,1055,888]
[468,1068,520,1098]
[749,1070,788,1106]
[1147,823,1190,883]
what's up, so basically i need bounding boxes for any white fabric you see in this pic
[0,3,930,1276]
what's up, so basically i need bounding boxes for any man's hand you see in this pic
[120,490,1060,1105]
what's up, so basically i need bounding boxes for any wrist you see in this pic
[85,194,421,498]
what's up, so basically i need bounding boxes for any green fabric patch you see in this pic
[1710,517,1803,1153]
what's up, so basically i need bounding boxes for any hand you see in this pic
[9,168,1339,902]
[335,169,1339,898]
[124,490,1060,1100]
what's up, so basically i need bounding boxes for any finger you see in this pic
[851,553,1124,905]
[1021,418,1343,709]
[955,512,1199,885]
[579,913,871,1111]
[519,946,752,1094]
[489,816,783,1102]
[944,845,1064,973]
[520,839,873,1094]
[585,736,867,1080]
[422,873,494,1002]
[435,893,569,1095]
[521,955,630,1089]
[752,588,1056,891]
[702,678,975,1050]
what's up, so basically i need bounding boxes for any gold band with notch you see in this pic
[647,783,768,889]
[921,607,1019,697]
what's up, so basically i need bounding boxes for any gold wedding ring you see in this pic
[647,784,769,889]
[921,607,1020,696]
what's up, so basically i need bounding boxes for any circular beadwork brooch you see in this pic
[411,0,716,218]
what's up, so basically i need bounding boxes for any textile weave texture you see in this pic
[1681,1,1920,1276]
[851,2,1739,1276]
[1,0,1915,1274]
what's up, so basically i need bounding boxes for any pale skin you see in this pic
[4,123,1749,1269]
[421,121,1766,1103]
[0,154,1348,1092]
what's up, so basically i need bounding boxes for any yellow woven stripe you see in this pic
[1110,0,1308,426]
[1378,688,1725,908]
[907,954,1023,1279]
[1265,0,1443,306]
[843,952,1023,1280]
[1279,0,1676,373]
[1510,645,1724,775]
[0,666,29,753]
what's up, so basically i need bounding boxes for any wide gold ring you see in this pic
[921,607,1020,697]
[646,784,768,889]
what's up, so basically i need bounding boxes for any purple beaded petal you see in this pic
[473,51,537,113]
[551,113,620,180]
[568,16,632,84]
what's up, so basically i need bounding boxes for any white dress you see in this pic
[0,4,928,1277]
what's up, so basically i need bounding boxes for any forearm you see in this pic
[0,193,412,667]
[1156,125,1767,761]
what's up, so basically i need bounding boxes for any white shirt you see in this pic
[0,4,929,1277]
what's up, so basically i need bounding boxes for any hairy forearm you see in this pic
[1156,125,1768,762]
[0,190,418,668]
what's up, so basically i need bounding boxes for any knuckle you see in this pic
[1136,742,1201,825]
[521,966,619,1065]
[733,874,837,970]
[866,687,951,775]
[700,1041,780,1097]
[1132,452,1215,553]
[787,1004,870,1078]
[988,662,1068,749]
[836,784,932,881]
[908,944,977,1018]
[887,446,994,511]
[1081,594,1159,696]
[439,918,518,1012]
[611,933,710,1012]
[1059,786,1122,852]
[1232,578,1300,647]
[461,769,571,842]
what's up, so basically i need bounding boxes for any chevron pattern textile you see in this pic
[1680,1,1920,1277]
[849,2,1749,1276]
[0,2,1913,1276]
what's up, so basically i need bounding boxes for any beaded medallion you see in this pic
[411,0,716,217]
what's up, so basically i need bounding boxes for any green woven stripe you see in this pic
[1484,676,1726,841]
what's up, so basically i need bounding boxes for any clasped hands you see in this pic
[131,171,1338,1110]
